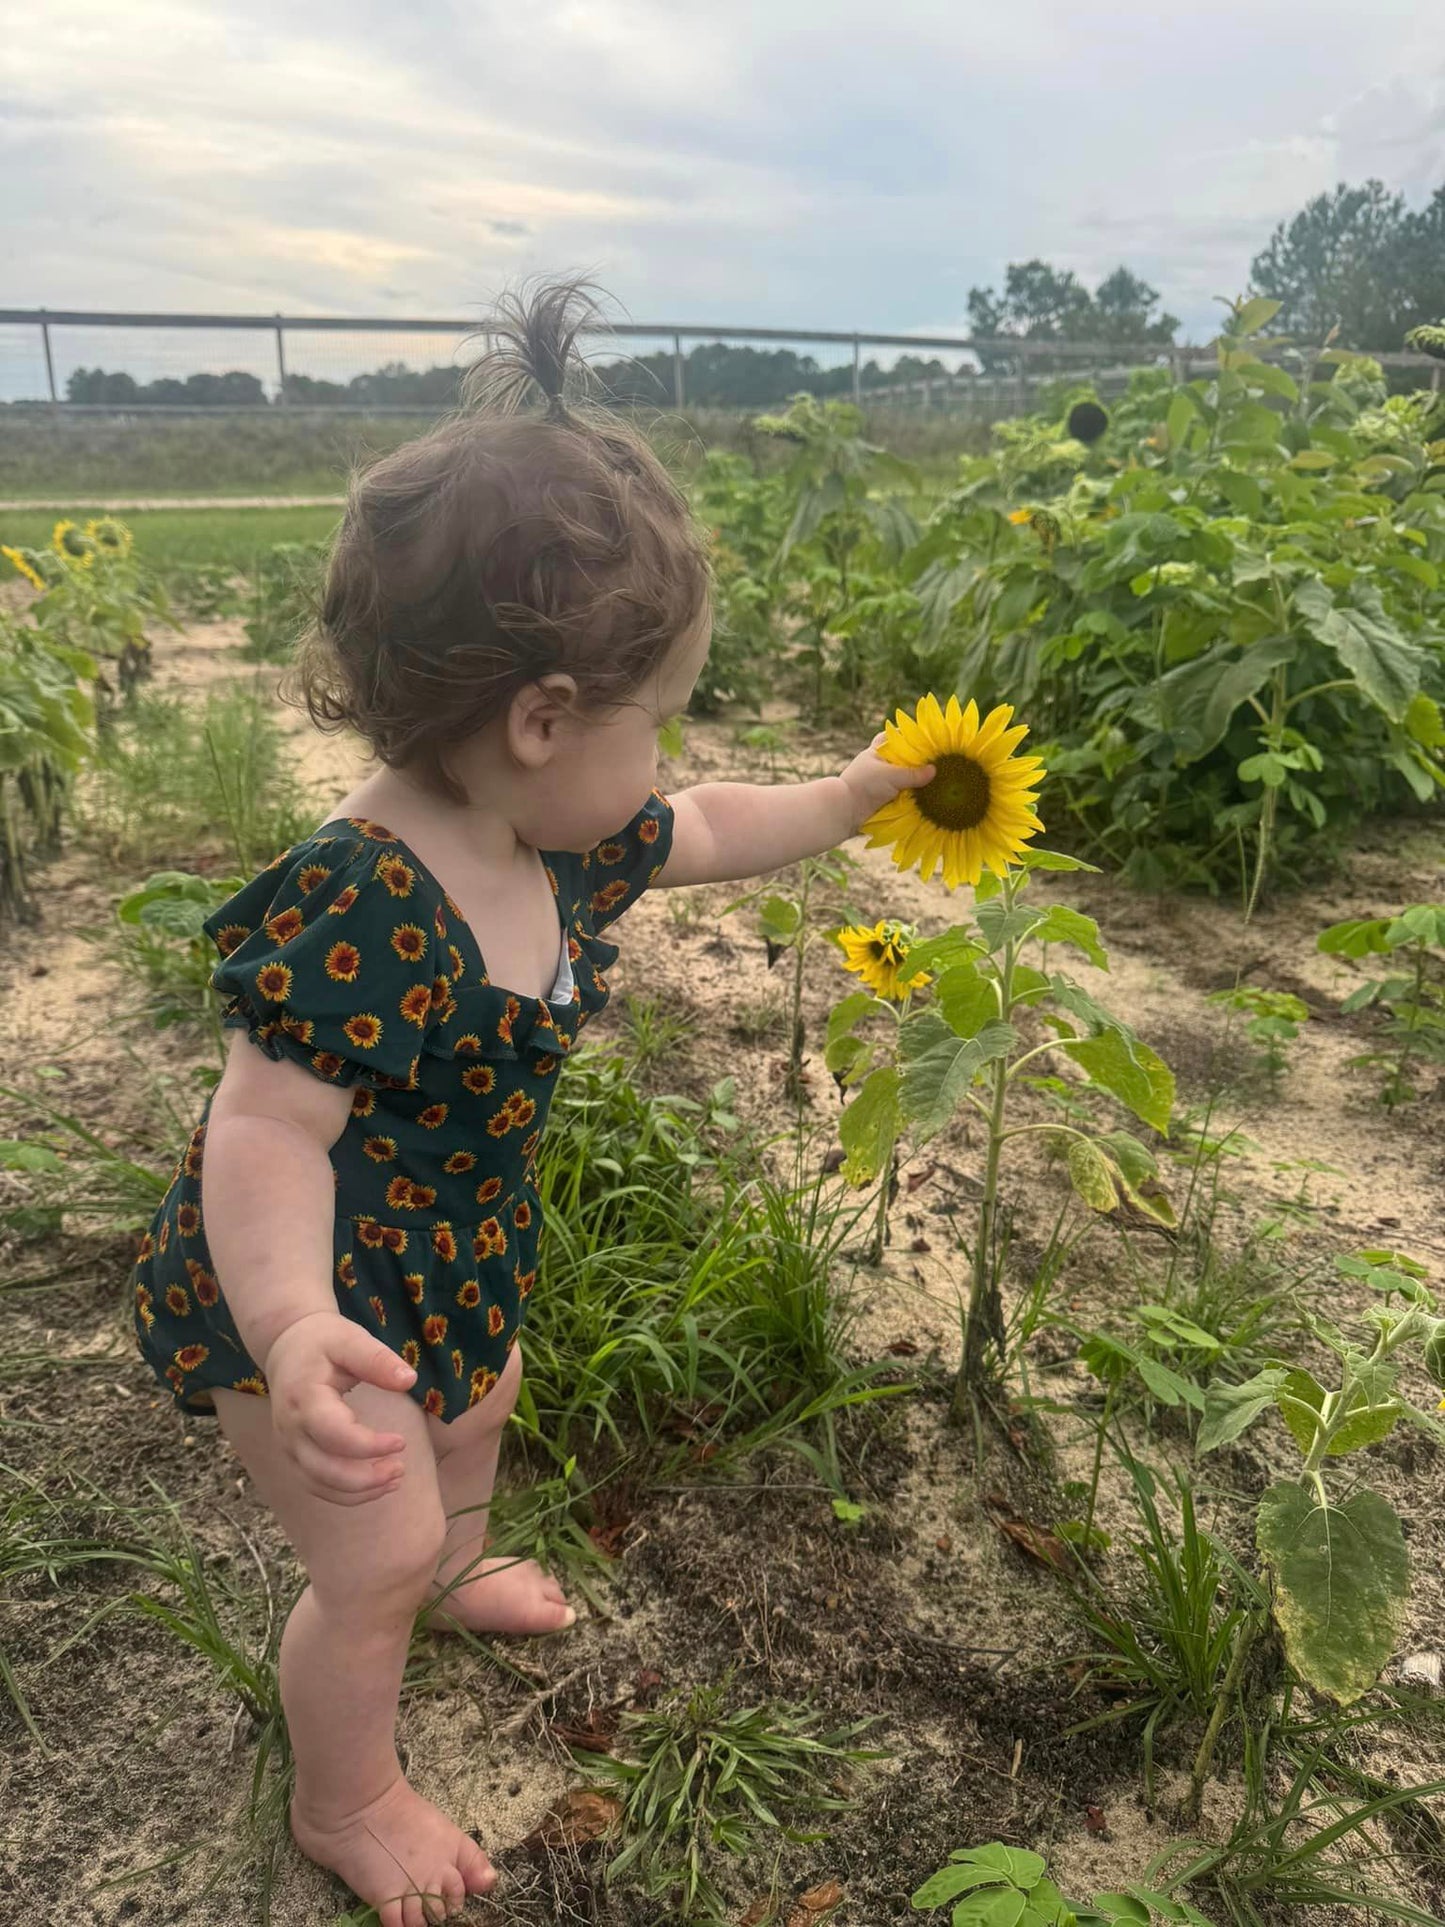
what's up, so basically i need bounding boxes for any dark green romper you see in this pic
[133,792,673,1421]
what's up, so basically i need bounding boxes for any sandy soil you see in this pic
[2,621,1443,1925]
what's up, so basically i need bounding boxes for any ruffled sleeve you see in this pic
[205,836,444,1090]
[578,790,675,933]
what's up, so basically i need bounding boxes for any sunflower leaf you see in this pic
[1058,1031,1174,1135]
[899,1012,1016,1138]
[839,1065,903,1186]
[935,964,999,1039]
[975,900,1044,954]
[1019,848,1101,873]
[1030,906,1108,969]
[1257,1481,1408,1704]
[1067,1138,1119,1213]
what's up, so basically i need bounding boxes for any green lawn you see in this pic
[0,505,342,574]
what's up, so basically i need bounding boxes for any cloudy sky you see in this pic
[5,0,1444,360]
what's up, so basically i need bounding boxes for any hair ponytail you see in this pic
[461,276,604,421]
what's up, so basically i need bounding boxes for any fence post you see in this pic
[39,311,57,403]
[274,314,288,405]
[852,335,861,407]
[673,333,685,411]
[1433,362,1442,396]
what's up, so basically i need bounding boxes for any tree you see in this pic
[1250,180,1416,348]
[965,259,1178,367]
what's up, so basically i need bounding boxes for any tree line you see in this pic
[55,175,1445,409]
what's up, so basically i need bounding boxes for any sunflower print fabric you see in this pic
[134,792,674,1421]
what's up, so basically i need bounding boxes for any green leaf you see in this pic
[906,928,986,978]
[827,991,880,1046]
[1256,1481,1409,1704]
[1288,448,1337,470]
[758,895,801,943]
[1317,916,1391,960]
[1032,906,1107,969]
[1067,1137,1119,1213]
[1091,1896,1150,1925]
[1214,469,1263,517]
[1274,1368,1326,1455]
[1058,1031,1174,1134]
[936,964,1000,1040]
[951,1892,1027,1927]
[839,1065,902,1186]
[966,1847,1048,1888]
[1166,392,1199,454]
[912,1866,1006,1907]
[1145,635,1296,760]
[900,1014,1016,1138]
[1404,693,1445,749]
[1234,295,1283,335]
[975,899,1044,954]
[1197,1368,1288,1454]
[1293,577,1421,722]
[1019,848,1101,874]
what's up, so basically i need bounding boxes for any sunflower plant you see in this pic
[2,517,172,701]
[830,697,1176,1413]
[1189,1252,1445,1797]
[0,604,95,922]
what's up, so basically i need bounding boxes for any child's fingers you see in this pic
[306,1394,407,1462]
[327,1320,418,1395]
[894,761,935,786]
[293,1433,404,1504]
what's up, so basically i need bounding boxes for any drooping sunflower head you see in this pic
[1066,399,1110,445]
[84,515,132,555]
[51,520,96,566]
[834,919,929,1002]
[862,693,1044,890]
[2,544,58,591]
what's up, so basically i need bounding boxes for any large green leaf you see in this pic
[936,964,1000,1040]
[899,1012,1016,1138]
[1293,577,1422,722]
[1059,1031,1174,1135]
[839,1065,902,1186]
[1144,635,1297,760]
[1031,905,1108,969]
[1256,1481,1408,1704]
[1197,1368,1288,1454]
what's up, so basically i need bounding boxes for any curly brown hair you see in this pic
[295,280,711,801]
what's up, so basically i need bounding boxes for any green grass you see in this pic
[0,505,341,575]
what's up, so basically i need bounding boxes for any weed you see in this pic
[619,992,695,1078]
[1206,985,1309,1089]
[913,1840,1218,1925]
[1319,903,1445,1103]
[579,1676,881,1923]
[82,680,310,871]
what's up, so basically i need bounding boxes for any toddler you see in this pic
[133,282,931,1927]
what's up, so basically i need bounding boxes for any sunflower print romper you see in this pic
[133,793,673,1422]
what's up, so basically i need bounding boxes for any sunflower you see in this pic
[456,1279,482,1308]
[424,1388,446,1416]
[86,516,131,554]
[862,695,1044,889]
[469,1366,498,1406]
[834,920,929,1002]
[423,1313,449,1345]
[52,519,96,566]
[391,922,428,962]
[474,1217,507,1259]
[1,544,47,590]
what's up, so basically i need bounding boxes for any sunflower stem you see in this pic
[952,871,1019,1424]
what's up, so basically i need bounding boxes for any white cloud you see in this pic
[2,0,1443,381]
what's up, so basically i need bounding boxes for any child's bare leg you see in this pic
[425,1345,574,1637]
[215,1383,494,1927]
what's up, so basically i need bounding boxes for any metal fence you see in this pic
[1,309,1437,416]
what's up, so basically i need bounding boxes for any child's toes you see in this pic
[437,1866,466,1914]
[460,1836,496,1893]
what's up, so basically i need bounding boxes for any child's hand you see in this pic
[838,734,935,832]
[264,1311,417,1507]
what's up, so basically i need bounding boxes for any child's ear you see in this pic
[507,674,579,770]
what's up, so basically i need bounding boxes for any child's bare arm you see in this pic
[203,1037,417,1505]
[659,739,935,888]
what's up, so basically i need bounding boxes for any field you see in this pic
[3,316,1445,1927]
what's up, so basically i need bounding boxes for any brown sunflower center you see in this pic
[916,753,991,831]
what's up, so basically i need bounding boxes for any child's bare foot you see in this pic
[291,1774,494,1927]
[427,1555,576,1637]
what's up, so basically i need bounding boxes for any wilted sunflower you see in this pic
[85,515,133,554]
[51,519,96,566]
[862,694,1044,889]
[1066,399,1110,445]
[1,544,47,591]
[835,919,930,1001]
